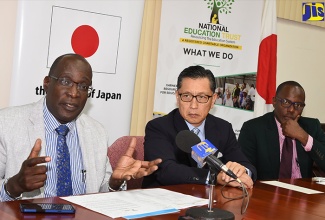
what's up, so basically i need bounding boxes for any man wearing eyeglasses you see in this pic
[142,65,256,189]
[0,53,161,201]
[238,81,325,180]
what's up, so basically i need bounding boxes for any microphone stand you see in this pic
[208,171,217,211]
[184,168,235,220]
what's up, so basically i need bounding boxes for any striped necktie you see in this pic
[191,127,202,168]
[191,127,200,136]
[55,125,73,196]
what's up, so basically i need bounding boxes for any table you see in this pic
[1,179,325,220]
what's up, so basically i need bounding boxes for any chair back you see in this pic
[312,124,325,177]
[313,162,325,177]
[107,136,144,189]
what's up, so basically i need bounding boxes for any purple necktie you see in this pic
[55,125,73,196]
[279,137,293,178]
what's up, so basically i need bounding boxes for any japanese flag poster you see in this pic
[9,1,144,144]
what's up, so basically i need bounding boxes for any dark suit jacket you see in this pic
[238,112,325,180]
[142,108,257,188]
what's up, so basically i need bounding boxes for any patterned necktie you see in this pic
[191,127,202,168]
[191,127,200,136]
[55,125,73,196]
[279,137,293,179]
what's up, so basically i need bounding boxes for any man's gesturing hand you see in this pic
[6,139,51,197]
[282,115,309,145]
[112,137,162,181]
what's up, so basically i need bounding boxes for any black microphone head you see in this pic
[175,130,201,153]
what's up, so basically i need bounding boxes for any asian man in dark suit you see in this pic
[238,81,325,180]
[142,65,256,189]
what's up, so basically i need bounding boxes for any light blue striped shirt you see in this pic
[43,101,86,197]
[0,100,86,201]
[185,120,206,141]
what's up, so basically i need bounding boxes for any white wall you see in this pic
[0,1,17,109]
[1,3,325,122]
[277,18,325,122]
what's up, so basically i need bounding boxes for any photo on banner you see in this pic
[215,74,256,111]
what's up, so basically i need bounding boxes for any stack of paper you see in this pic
[62,188,209,219]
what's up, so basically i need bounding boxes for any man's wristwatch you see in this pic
[108,180,127,192]
[4,178,22,200]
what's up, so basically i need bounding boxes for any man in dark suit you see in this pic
[142,66,256,189]
[238,81,325,180]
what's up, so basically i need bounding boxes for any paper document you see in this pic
[312,177,325,186]
[61,188,208,219]
[261,181,323,194]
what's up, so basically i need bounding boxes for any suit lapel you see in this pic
[265,112,281,176]
[204,115,219,146]
[173,109,197,167]
[295,119,311,177]
[28,98,47,157]
[26,98,47,197]
[76,115,98,193]
[173,109,190,133]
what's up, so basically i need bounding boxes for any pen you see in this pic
[82,170,87,183]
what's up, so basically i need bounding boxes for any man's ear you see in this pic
[210,93,217,109]
[175,90,180,106]
[43,76,50,92]
[272,96,277,108]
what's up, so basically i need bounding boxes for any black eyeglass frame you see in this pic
[49,75,93,93]
[275,97,305,110]
[178,93,213,104]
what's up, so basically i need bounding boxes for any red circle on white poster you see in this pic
[71,25,99,58]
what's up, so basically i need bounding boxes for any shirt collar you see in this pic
[274,117,285,140]
[185,119,206,139]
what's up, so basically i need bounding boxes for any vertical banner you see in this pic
[10,1,144,144]
[254,0,277,118]
[154,0,264,137]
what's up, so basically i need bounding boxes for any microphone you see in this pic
[176,130,241,183]
[176,130,236,220]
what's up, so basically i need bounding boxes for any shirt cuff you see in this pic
[302,135,313,152]
[0,179,15,202]
[245,168,252,177]
[108,180,127,191]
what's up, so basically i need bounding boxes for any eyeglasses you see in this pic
[179,93,213,103]
[275,97,305,110]
[49,75,92,93]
